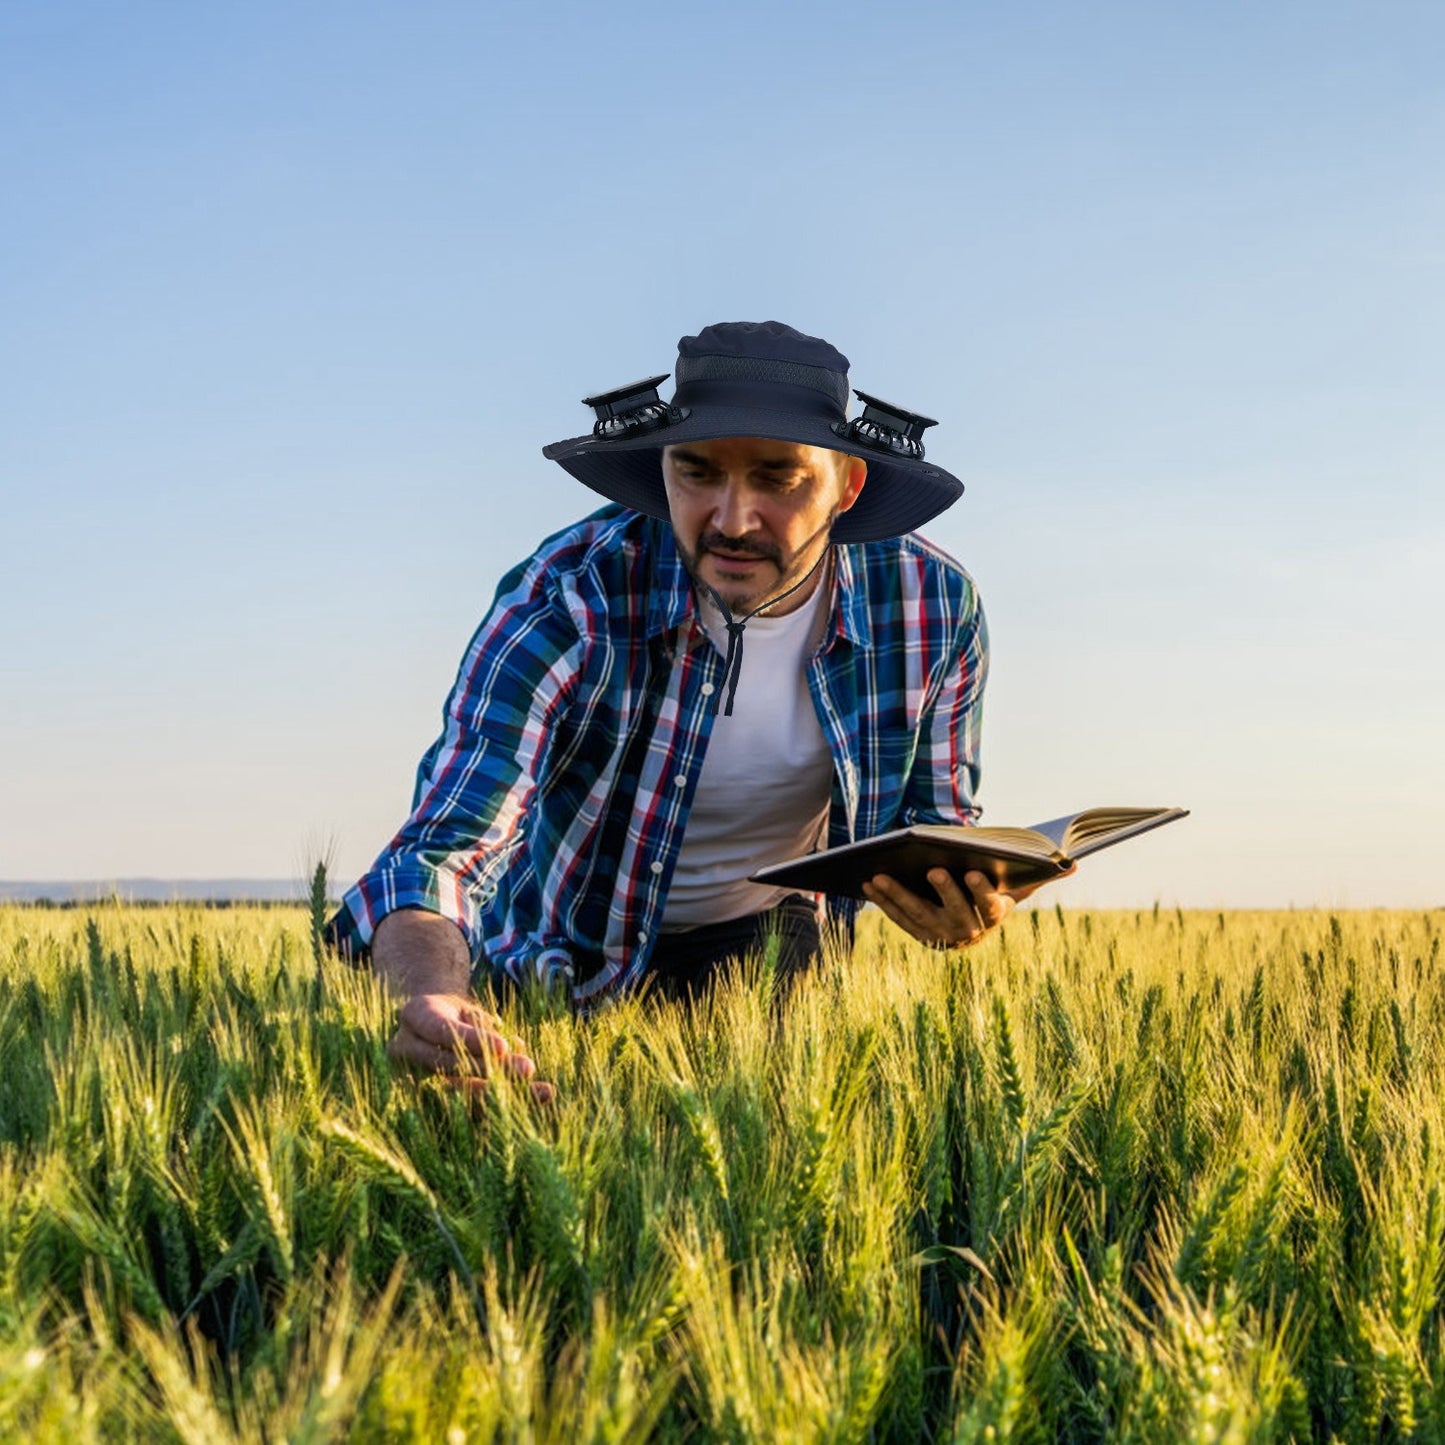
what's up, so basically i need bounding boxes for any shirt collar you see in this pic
[831,543,871,649]
[646,520,697,639]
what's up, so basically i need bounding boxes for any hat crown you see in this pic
[674,321,851,415]
[678,320,850,375]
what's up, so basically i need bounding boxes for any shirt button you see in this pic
[637,930,648,945]
[700,682,715,697]
[650,860,664,874]
[673,775,686,788]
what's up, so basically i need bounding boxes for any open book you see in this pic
[749,806,1188,900]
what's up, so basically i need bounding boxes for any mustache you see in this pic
[698,532,782,563]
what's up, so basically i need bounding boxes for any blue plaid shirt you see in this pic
[330,504,987,1004]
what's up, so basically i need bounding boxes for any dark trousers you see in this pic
[646,895,822,1001]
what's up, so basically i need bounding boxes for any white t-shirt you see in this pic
[662,580,834,928]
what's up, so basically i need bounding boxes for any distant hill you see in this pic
[0,879,306,904]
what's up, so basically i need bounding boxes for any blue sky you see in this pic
[2,1,1441,905]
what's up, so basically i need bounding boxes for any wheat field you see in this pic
[0,899,1440,1442]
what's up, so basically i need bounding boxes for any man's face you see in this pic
[662,437,866,615]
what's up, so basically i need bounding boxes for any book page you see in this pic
[1049,807,1188,857]
[929,824,1055,858]
[1017,813,1084,850]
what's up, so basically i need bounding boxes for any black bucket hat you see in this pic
[542,320,963,544]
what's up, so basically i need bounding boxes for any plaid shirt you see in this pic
[329,504,987,1004]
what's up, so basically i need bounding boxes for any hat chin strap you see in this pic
[696,518,834,717]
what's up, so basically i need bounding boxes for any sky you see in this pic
[2,1,1441,907]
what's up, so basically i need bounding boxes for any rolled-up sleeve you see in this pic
[328,554,583,960]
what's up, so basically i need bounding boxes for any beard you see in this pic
[678,518,835,617]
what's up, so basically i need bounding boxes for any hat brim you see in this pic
[542,405,962,544]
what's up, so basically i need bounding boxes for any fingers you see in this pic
[862,870,976,948]
[398,994,511,1059]
[388,992,554,1100]
[861,868,1013,949]
[964,871,1015,931]
[386,1033,537,1076]
[862,872,930,941]
[924,865,975,914]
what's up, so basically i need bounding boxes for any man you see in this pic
[330,321,1039,1085]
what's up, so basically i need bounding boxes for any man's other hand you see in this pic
[388,993,554,1102]
[861,866,1072,950]
[387,993,553,1101]
[371,910,554,1101]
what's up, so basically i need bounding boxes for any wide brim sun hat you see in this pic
[542,320,964,544]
